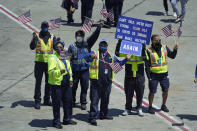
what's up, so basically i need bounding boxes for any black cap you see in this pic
[41,21,49,28]
[75,30,85,37]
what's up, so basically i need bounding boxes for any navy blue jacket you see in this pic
[68,26,101,71]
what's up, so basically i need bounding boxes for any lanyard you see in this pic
[101,52,107,67]
[60,59,70,78]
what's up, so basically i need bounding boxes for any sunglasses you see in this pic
[56,46,63,49]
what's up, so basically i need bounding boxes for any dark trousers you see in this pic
[72,70,89,105]
[81,0,94,23]
[63,0,73,20]
[163,0,171,12]
[113,1,123,24]
[51,75,72,124]
[34,62,51,103]
[89,79,112,120]
[124,76,145,110]
[105,0,123,23]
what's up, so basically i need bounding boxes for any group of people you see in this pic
[30,20,178,129]
[162,0,189,23]
[61,0,124,27]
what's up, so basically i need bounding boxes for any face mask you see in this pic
[99,45,107,52]
[42,27,48,32]
[153,40,161,50]
[76,37,83,43]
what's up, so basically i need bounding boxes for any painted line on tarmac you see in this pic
[0,72,33,96]
[112,80,190,131]
[122,0,146,15]
[0,4,190,131]
[0,5,39,33]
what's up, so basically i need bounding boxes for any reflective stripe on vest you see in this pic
[72,59,87,64]
[89,50,114,80]
[125,55,144,64]
[147,46,167,64]
[71,42,89,65]
[147,46,168,73]
[35,50,53,54]
[127,60,143,63]
[35,33,53,62]
[35,33,53,54]
[90,54,98,69]
[71,42,88,57]
[151,62,168,67]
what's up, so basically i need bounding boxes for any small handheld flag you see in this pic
[81,17,94,33]
[18,10,32,24]
[161,24,174,38]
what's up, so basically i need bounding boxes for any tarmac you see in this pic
[0,0,197,131]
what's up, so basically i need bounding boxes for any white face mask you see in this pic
[76,36,83,43]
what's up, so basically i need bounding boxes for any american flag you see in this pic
[109,62,123,74]
[49,18,61,30]
[161,24,174,38]
[100,4,108,18]
[18,10,32,24]
[81,17,94,33]
[177,21,182,38]
[108,9,114,22]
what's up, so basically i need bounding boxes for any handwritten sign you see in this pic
[115,16,153,45]
[119,40,142,56]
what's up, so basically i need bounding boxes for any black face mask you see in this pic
[152,40,162,50]
[40,28,49,37]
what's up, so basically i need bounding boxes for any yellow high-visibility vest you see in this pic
[119,53,144,77]
[147,45,168,74]
[48,52,73,85]
[35,33,53,63]
[89,50,114,81]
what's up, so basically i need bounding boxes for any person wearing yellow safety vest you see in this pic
[146,34,178,114]
[88,38,128,126]
[48,39,77,129]
[115,39,147,117]
[30,21,56,109]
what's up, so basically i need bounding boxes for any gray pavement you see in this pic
[0,0,197,130]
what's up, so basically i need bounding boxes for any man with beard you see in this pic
[146,34,178,114]
[30,21,56,109]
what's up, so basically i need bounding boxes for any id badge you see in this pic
[104,69,108,74]
[157,58,161,64]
